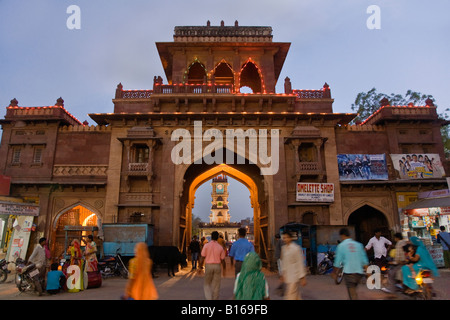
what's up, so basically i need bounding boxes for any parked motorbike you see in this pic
[14,258,43,295]
[317,248,334,275]
[0,259,11,283]
[318,247,343,284]
[98,250,129,279]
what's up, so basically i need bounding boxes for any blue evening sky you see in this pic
[1,1,449,221]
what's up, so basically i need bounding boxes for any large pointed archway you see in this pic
[180,162,269,262]
[51,203,102,257]
[348,205,390,246]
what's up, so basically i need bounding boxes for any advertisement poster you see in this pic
[296,183,334,202]
[6,216,35,261]
[427,245,445,268]
[391,153,445,179]
[337,154,388,181]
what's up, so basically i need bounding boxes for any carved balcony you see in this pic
[127,163,149,175]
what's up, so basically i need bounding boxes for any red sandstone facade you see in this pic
[0,22,448,264]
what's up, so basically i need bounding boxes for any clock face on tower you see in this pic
[216,184,224,193]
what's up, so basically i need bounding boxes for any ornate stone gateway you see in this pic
[1,21,447,267]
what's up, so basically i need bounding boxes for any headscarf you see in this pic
[70,239,83,267]
[410,237,439,277]
[128,242,158,300]
[234,252,266,300]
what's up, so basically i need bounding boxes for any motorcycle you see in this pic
[0,259,11,283]
[318,248,334,275]
[98,249,129,279]
[14,258,43,295]
[398,269,435,300]
[318,247,343,284]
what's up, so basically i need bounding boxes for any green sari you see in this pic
[234,252,267,300]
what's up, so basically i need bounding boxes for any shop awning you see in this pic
[403,196,450,216]
[403,196,450,210]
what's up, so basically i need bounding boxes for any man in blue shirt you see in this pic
[46,263,66,294]
[230,227,255,276]
[333,228,369,300]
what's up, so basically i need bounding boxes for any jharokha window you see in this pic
[298,143,316,162]
[11,147,22,165]
[133,144,149,163]
[33,146,44,164]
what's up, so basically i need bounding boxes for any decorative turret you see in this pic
[209,174,230,224]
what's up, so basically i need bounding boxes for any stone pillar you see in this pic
[104,127,126,223]
[322,127,343,224]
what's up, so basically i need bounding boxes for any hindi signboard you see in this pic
[0,202,39,216]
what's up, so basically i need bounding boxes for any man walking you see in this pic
[333,228,369,300]
[438,226,450,268]
[188,235,201,271]
[229,227,254,276]
[365,228,392,268]
[280,231,307,300]
[198,236,208,270]
[201,231,225,300]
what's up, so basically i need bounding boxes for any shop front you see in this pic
[402,195,450,240]
[401,195,450,268]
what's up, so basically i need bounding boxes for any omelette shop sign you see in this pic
[296,183,334,202]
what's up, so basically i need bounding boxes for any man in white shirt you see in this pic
[280,231,307,300]
[27,237,47,296]
[365,228,392,268]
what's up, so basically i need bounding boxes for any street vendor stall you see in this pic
[402,195,450,268]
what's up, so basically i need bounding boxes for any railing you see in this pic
[118,84,234,99]
[128,163,148,172]
[298,162,320,171]
[122,90,152,99]
[293,89,325,99]
[118,85,327,99]
[154,83,234,94]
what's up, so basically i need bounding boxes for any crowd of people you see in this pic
[193,227,308,300]
[23,224,449,300]
[122,226,307,300]
[331,227,445,299]
[27,234,99,295]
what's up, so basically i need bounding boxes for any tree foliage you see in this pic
[351,88,450,157]
[351,88,436,123]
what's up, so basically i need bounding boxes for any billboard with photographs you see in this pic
[391,153,445,179]
[337,154,388,181]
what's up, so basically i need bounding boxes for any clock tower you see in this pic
[210,174,230,224]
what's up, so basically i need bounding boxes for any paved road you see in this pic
[1,258,449,301]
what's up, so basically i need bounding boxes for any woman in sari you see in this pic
[123,242,158,300]
[67,239,84,292]
[233,252,269,300]
[402,237,439,292]
[83,235,98,272]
